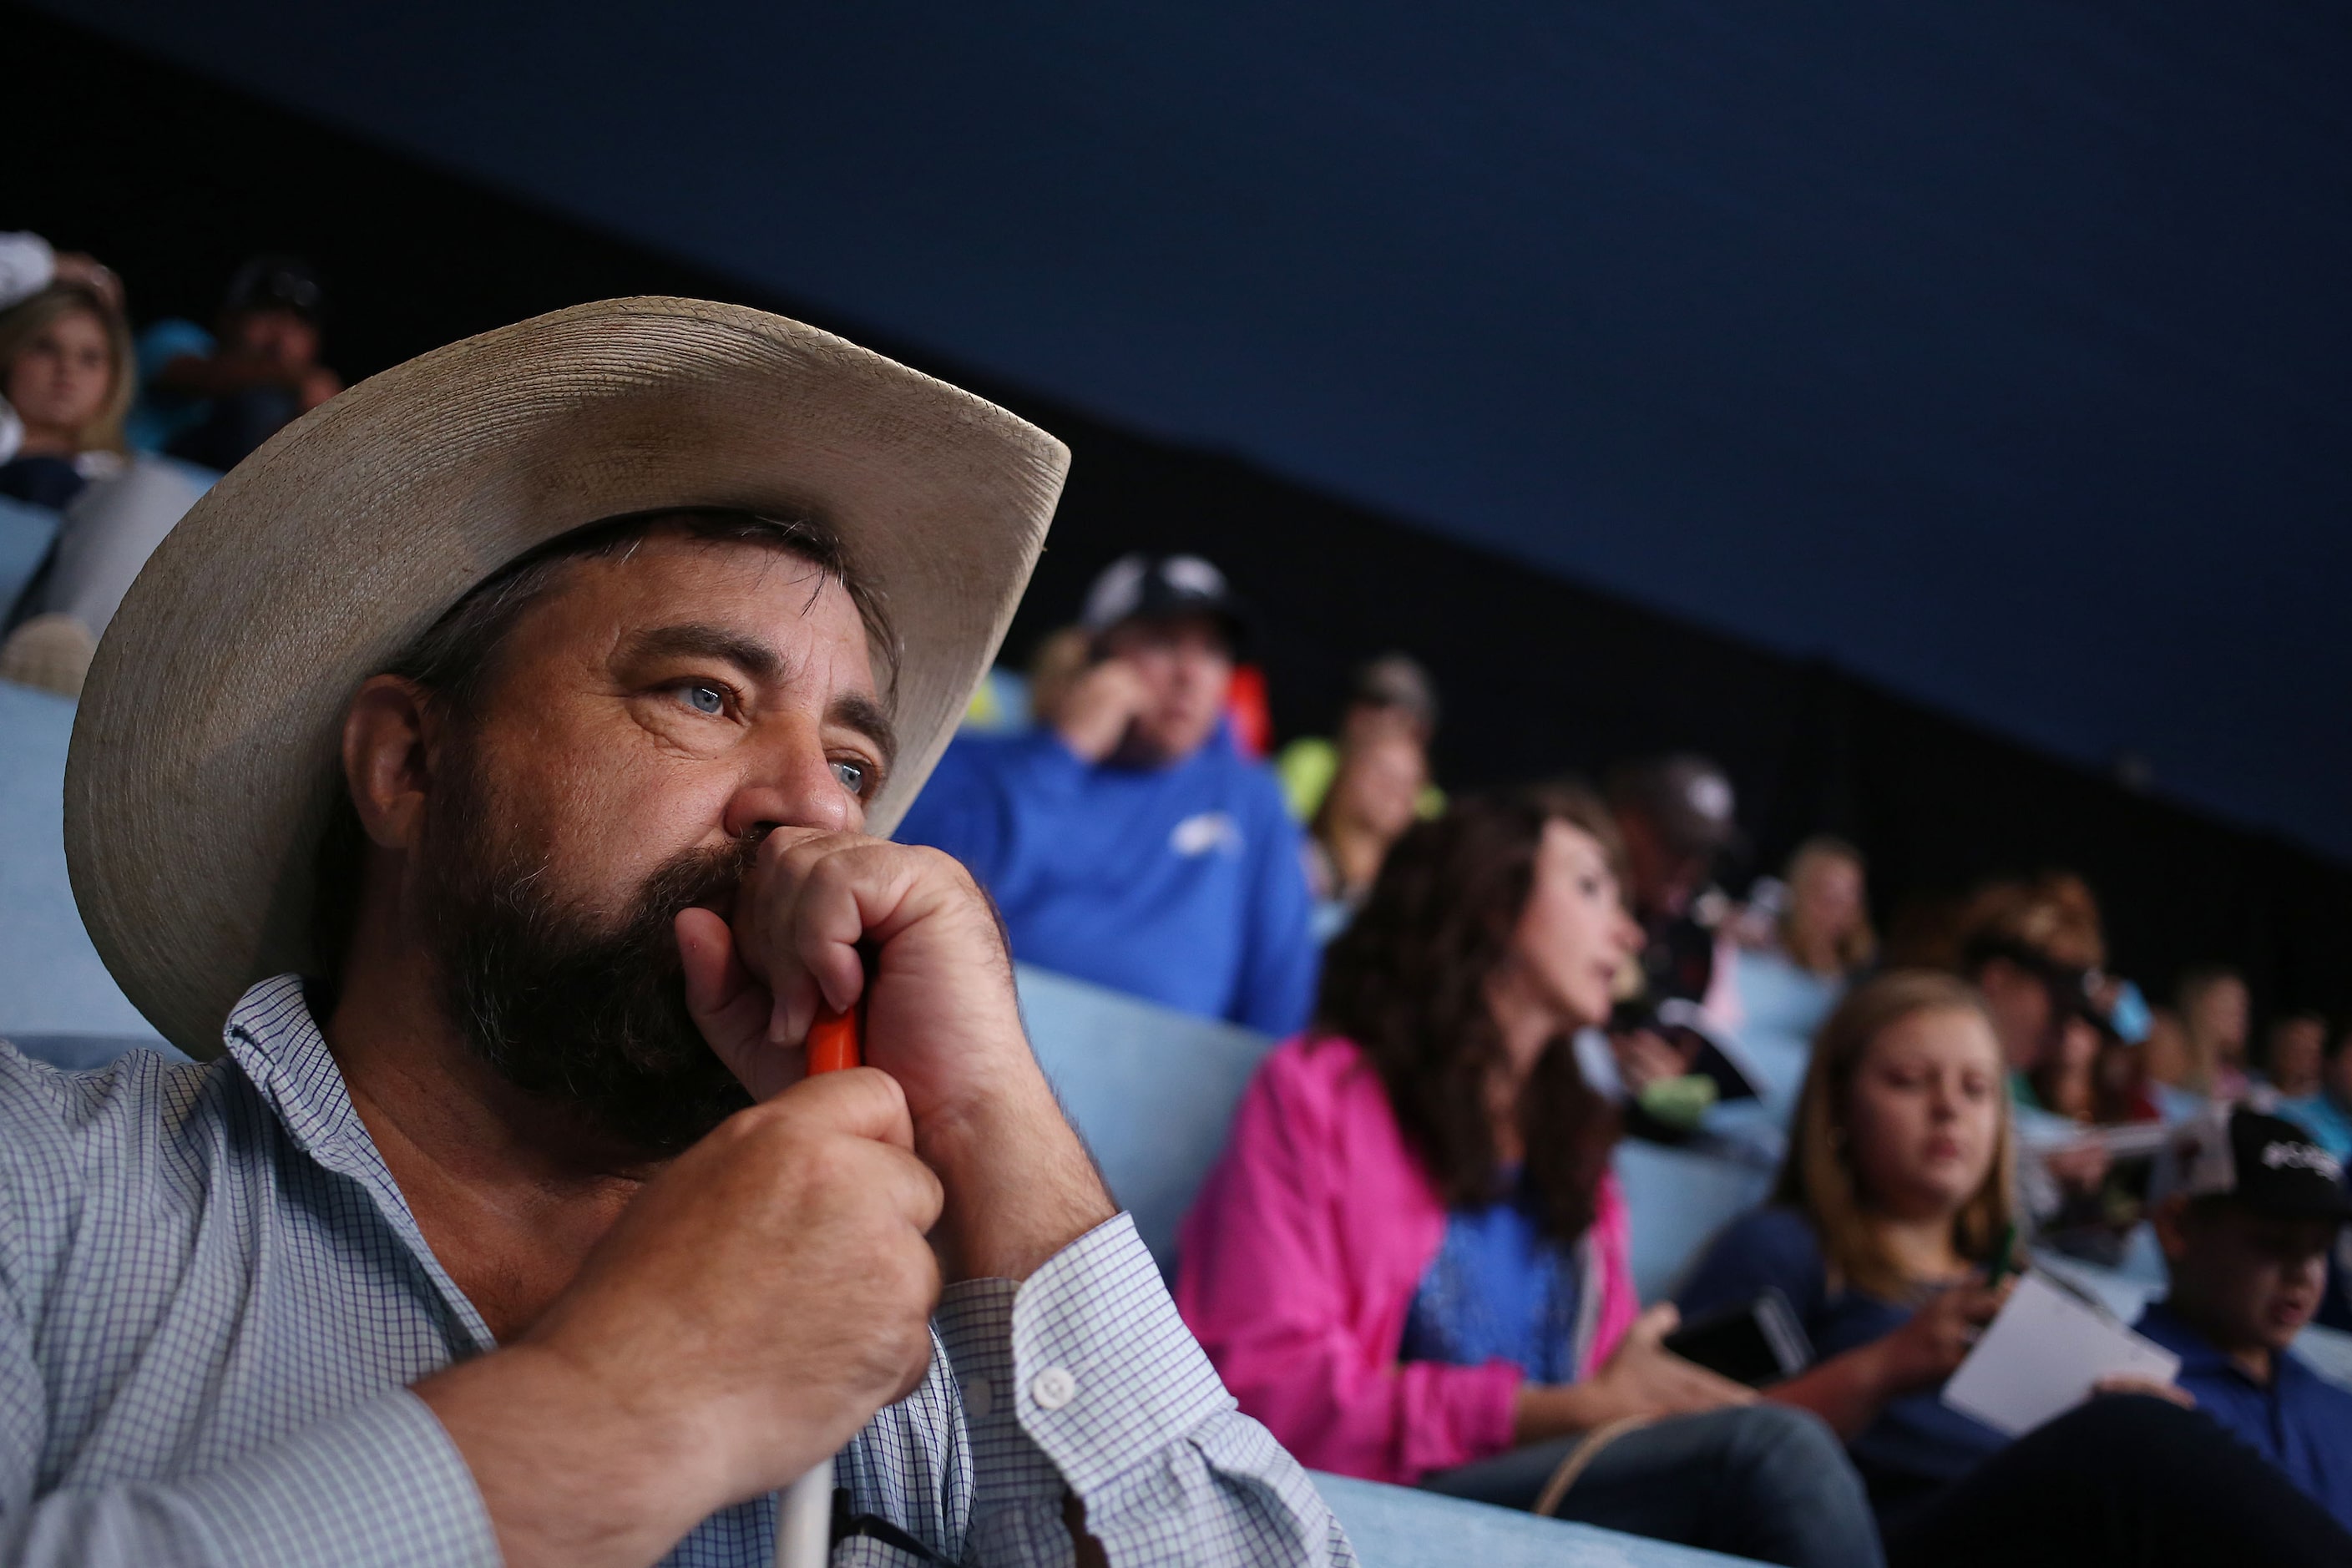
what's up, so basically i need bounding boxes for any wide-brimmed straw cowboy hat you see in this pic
[66,297,1069,1059]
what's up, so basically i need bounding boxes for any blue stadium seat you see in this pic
[1614,1138,1775,1302]
[0,495,61,620]
[1015,963,1272,1273]
[1313,1471,1752,1567]
[0,682,162,1043]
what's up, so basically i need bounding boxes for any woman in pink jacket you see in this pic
[1178,785,1879,1567]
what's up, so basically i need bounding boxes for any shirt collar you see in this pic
[2138,1297,2310,1393]
[221,974,498,1353]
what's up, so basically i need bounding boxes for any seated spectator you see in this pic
[134,255,341,468]
[1683,974,2352,1565]
[2137,1107,2352,1530]
[1682,972,2016,1534]
[2278,1024,2352,1160]
[1302,718,1428,938]
[1768,836,1878,982]
[0,279,205,681]
[2175,964,2253,1102]
[1950,874,2120,1216]
[1609,752,1743,1016]
[1022,622,1092,730]
[1601,755,1751,1136]
[1276,651,1443,822]
[896,553,1318,1033]
[2140,1004,2210,1121]
[2262,1010,2329,1101]
[1179,786,1880,1568]
[0,280,133,511]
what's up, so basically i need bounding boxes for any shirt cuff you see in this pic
[935,1212,1234,1507]
[183,1388,498,1567]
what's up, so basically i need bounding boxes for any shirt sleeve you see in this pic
[0,1374,497,1567]
[933,1213,1354,1568]
[1230,784,1318,1036]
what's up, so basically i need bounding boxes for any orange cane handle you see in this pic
[806,1004,862,1075]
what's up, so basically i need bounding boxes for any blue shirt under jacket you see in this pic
[1399,1177,1585,1385]
[2134,1299,2352,1531]
[895,725,1318,1035]
[1679,1206,2006,1515]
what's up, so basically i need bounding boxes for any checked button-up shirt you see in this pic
[0,975,1354,1566]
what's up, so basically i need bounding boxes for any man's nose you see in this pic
[720,731,857,839]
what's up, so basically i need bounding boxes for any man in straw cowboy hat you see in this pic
[0,300,1351,1565]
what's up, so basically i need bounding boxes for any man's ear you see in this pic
[341,675,443,853]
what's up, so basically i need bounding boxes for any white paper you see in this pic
[1941,1272,2182,1437]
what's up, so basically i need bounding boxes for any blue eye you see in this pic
[831,760,867,795]
[680,684,726,716]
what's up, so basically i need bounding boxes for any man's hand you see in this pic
[416,1070,943,1568]
[1052,657,1148,762]
[677,831,1115,1282]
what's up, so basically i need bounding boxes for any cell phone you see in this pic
[1662,1289,1814,1388]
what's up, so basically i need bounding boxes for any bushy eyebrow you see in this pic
[620,623,898,770]
[830,692,899,774]
[624,623,786,684]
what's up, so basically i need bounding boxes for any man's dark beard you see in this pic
[419,751,763,1161]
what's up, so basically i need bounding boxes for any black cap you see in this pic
[1079,553,1251,650]
[2170,1106,2352,1222]
[1608,754,1742,857]
[222,255,325,322]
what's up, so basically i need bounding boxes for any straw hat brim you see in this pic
[66,297,1068,1059]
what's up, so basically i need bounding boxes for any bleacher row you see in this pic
[8,676,2352,1564]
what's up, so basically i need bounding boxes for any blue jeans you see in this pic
[1423,1404,1884,1568]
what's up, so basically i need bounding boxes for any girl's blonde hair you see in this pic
[0,284,135,456]
[1773,969,2016,1299]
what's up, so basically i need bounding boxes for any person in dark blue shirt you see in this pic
[1684,972,2352,1566]
[1680,972,2018,1532]
[896,554,1317,1034]
[2135,1106,2352,1531]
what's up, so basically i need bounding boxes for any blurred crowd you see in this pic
[904,546,2352,1565]
[1,231,339,692]
[8,230,2352,1568]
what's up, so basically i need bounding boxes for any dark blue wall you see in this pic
[33,0,2352,859]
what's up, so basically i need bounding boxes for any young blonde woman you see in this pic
[0,281,135,509]
[0,281,205,680]
[1778,837,1876,980]
[1179,786,1880,1568]
[1682,971,2352,1566]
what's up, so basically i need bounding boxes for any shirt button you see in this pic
[962,1373,993,1419]
[1030,1366,1078,1410]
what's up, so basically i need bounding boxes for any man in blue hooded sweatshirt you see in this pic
[898,553,1317,1035]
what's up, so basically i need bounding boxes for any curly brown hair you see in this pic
[1313,784,1621,1243]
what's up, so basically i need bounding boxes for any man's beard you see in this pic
[418,747,761,1161]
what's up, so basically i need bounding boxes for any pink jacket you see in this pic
[1176,1034,1640,1485]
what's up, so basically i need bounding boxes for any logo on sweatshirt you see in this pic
[1171,811,1242,857]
